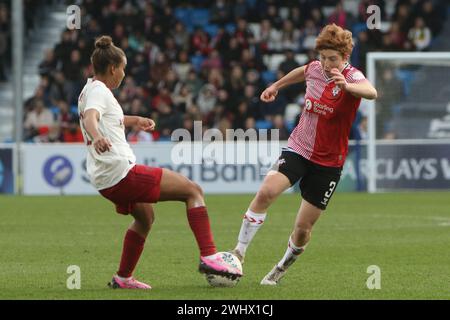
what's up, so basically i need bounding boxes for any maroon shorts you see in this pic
[99,165,163,215]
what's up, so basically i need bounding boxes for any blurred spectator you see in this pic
[289,7,303,28]
[421,0,444,36]
[201,49,223,71]
[24,99,57,142]
[171,21,190,51]
[263,5,283,29]
[389,22,408,50]
[234,18,254,49]
[279,49,300,75]
[38,49,57,78]
[243,84,262,120]
[0,3,9,81]
[172,83,195,113]
[233,0,248,20]
[127,125,154,143]
[54,31,76,67]
[301,19,320,52]
[156,102,183,140]
[207,68,225,89]
[393,3,413,33]
[210,0,232,25]
[256,19,281,53]
[129,52,149,86]
[197,84,217,115]
[150,53,171,84]
[328,2,350,29]
[49,71,73,106]
[408,17,432,51]
[222,36,243,67]
[190,27,211,56]
[185,69,204,97]
[377,68,403,138]
[0,31,7,81]
[233,100,250,130]
[173,50,192,81]
[280,20,301,52]
[57,100,83,143]
[240,48,265,72]
[272,114,290,140]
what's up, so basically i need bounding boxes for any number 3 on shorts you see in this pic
[325,181,337,198]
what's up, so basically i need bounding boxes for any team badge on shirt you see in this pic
[332,85,341,97]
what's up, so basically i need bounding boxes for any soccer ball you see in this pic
[205,252,243,288]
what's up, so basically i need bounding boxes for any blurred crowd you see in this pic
[17,0,447,143]
[0,0,46,81]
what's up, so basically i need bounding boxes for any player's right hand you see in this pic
[93,136,112,154]
[260,85,278,102]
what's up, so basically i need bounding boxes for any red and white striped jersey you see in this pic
[287,60,367,167]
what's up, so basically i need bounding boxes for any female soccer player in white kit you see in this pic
[78,36,241,289]
[231,24,378,285]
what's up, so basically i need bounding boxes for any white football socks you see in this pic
[235,209,267,256]
[277,236,307,270]
[116,275,132,282]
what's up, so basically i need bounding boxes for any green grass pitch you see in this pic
[0,192,449,300]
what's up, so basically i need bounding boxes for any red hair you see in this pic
[315,24,354,57]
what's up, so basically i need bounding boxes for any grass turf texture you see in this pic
[0,193,449,300]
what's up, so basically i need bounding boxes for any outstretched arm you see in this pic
[124,115,156,132]
[260,65,306,102]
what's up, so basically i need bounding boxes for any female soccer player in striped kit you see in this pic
[231,24,377,285]
[78,36,242,289]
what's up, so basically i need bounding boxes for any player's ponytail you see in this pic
[91,35,125,75]
[95,35,113,50]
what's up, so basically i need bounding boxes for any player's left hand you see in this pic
[137,117,156,132]
[330,68,348,90]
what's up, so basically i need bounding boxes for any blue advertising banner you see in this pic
[0,147,14,194]
[338,143,450,191]
[375,143,450,189]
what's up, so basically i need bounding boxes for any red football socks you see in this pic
[117,229,146,278]
[187,206,217,257]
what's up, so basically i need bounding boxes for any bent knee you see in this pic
[141,214,155,229]
[294,224,313,236]
[148,214,155,226]
[186,181,203,198]
[256,187,279,203]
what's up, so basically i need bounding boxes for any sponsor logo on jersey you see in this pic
[313,101,334,116]
[305,99,312,111]
[305,99,334,116]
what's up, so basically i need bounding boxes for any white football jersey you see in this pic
[78,78,136,190]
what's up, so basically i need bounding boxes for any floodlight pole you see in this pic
[12,0,24,194]
[366,52,377,193]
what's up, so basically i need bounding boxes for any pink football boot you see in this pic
[108,275,152,289]
[199,253,243,279]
